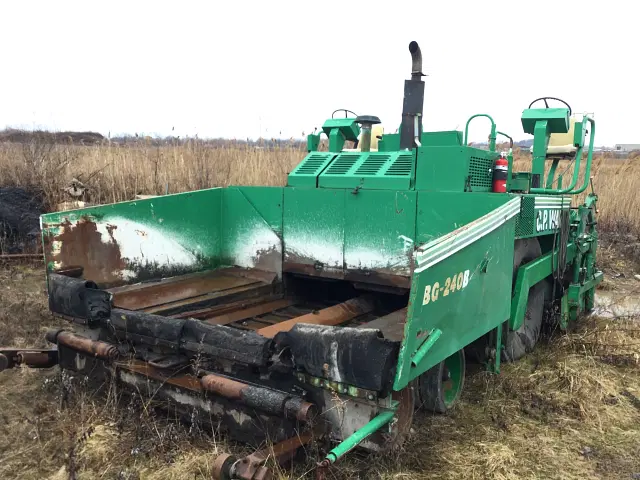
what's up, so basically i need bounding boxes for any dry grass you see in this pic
[1,262,639,480]
[0,140,638,234]
[0,141,301,211]
[0,138,639,478]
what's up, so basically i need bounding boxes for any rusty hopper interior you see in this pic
[42,198,414,450]
[37,193,419,480]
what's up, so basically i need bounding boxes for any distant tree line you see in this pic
[0,128,307,149]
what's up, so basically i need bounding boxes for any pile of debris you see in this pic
[0,187,44,254]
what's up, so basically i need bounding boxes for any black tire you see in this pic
[503,239,546,362]
[415,349,465,414]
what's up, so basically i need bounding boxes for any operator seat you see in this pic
[529,116,578,158]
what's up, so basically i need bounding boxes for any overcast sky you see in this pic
[0,1,635,145]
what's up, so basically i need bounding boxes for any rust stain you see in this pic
[16,351,57,368]
[45,217,126,287]
[117,360,203,391]
[112,271,263,311]
[257,295,375,338]
[293,401,318,423]
[201,373,245,399]
[52,330,119,361]
[220,431,315,480]
[205,298,293,325]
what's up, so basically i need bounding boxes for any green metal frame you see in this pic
[521,108,596,195]
[394,197,520,391]
[464,114,496,152]
[322,404,398,465]
[510,243,576,331]
[321,118,360,152]
[511,191,601,331]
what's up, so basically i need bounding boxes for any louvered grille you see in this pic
[355,154,390,175]
[385,152,413,176]
[326,154,361,175]
[295,154,328,174]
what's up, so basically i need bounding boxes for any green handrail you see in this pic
[530,117,595,195]
[496,131,513,148]
[322,406,397,465]
[565,117,596,195]
[464,114,497,152]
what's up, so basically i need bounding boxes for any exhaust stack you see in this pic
[399,41,425,150]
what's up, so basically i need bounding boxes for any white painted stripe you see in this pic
[534,205,570,210]
[417,202,521,263]
[534,196,571,207]
[415,208,519,273]
[415,198,520,260]
[535,198,564,203]
[414,198,521,272]
[415,200,521,262]
[415,212,517,272]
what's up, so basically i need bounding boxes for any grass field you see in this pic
[0,140,639,233]
[0,138,639,479]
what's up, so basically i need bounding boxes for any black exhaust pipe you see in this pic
[400,41,425,150]
[409,41,423,80]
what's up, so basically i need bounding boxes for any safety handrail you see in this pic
[496,131,513,149]
[464,114,497,152]
[530,117,595,195]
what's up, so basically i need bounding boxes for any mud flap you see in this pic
[393,197,521,391]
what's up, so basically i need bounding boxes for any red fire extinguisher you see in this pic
[492,154,508,193]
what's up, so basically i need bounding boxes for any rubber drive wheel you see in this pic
[503,239,546,362]
[415,349,465,413]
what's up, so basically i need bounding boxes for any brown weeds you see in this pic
[0,140,638,235]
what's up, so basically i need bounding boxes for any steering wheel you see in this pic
[528,97,572,116]
[332,109,359,119]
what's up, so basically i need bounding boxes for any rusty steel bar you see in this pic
[117,360,203,391]
[206,298,294,325]
[257,295,375,339]
[0,348,59,371]
[169,294,279,320]
[46,330,119,361]
[17,351,58,368]
[213,431,315,480]
[113,271,261,311]
[200,373,317,423]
